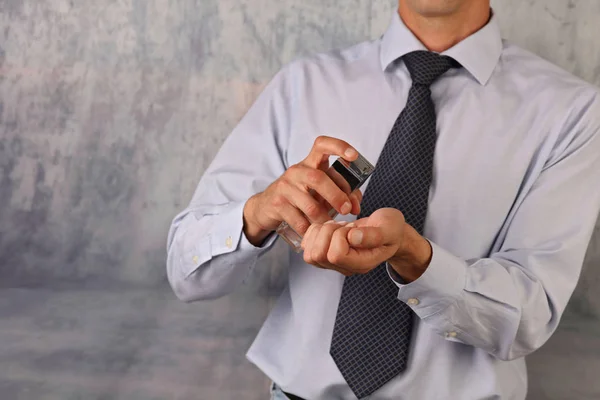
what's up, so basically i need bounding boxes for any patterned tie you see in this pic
[330,51,458,399]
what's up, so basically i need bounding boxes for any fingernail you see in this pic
[338,221,348,226]
[346,222,355,228]
[341,202,352,214]
[344,148,358,159]
[349,230,363,245]
[325,220,336,225]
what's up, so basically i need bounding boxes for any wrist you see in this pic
[388,225,432,283]
[243,195,271,246]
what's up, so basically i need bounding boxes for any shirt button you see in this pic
[446,331,457,338]
[192,255,199,264]
[407,298,420,306]
[225,236,233,248]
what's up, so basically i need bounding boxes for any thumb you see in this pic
[347,227,385,248]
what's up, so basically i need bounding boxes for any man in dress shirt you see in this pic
[166,0,600,399]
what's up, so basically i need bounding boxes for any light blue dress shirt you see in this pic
[167,11,600,400]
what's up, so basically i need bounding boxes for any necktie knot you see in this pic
[403,50,457,86]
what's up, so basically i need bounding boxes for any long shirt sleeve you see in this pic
[388,94,600,360]
[166,63,296,302]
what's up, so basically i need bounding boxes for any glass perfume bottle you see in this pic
[276,152,375,252]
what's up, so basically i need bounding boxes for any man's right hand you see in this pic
[243,136,364,247]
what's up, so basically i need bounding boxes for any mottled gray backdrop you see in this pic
[0,0,599,399]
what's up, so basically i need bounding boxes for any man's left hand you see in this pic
[300,208,433,282]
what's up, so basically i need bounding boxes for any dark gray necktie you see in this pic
[330,51,458,399]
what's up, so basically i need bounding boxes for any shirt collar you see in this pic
[380,10,503,85]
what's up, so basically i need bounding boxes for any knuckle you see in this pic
[313,249,326,263]
[306,169,325,186]
[303,252,312,264]
[286,164,300,174]
[333,230,348,244]
[271,194,287,208]
[273,179,287,192]
[284,165,300,180]
[304,203,322,219]
[314,135,327,147]
[328,251,344,265]
[271,179,287,195]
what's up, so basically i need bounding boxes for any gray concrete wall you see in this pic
[0,0,599,399]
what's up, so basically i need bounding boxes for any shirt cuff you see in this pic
[180,201,277,278]
[239,225,278,252]
[387,241,467,318]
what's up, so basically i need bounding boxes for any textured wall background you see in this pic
[0,0,599,399]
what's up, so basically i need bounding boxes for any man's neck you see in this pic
[398,2,491,53]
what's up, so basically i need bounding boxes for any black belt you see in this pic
[283,391,306,400]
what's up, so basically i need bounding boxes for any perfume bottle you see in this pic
[276,152,376,252]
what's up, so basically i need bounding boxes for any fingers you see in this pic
[303,221,381,274]
[325,167,362,215]
[326,167,352,194]
[346,209,405,247]
[339,226,397,271]
[348,216,371,228]
[301,220,393,275]
[349,190,362,215]
[282,185,332,225]
[302,221,337,264]
[328,224,353,265]
[303,136,358,168]
[260,137,362,237]
[302,221,354,276]
[286,165,352,216]
[347,227,385,249]
[272,194,312,236]
[312,189,361,217]
[311,221,344,264]
[300,223,319,257]
[336,246,389,273]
